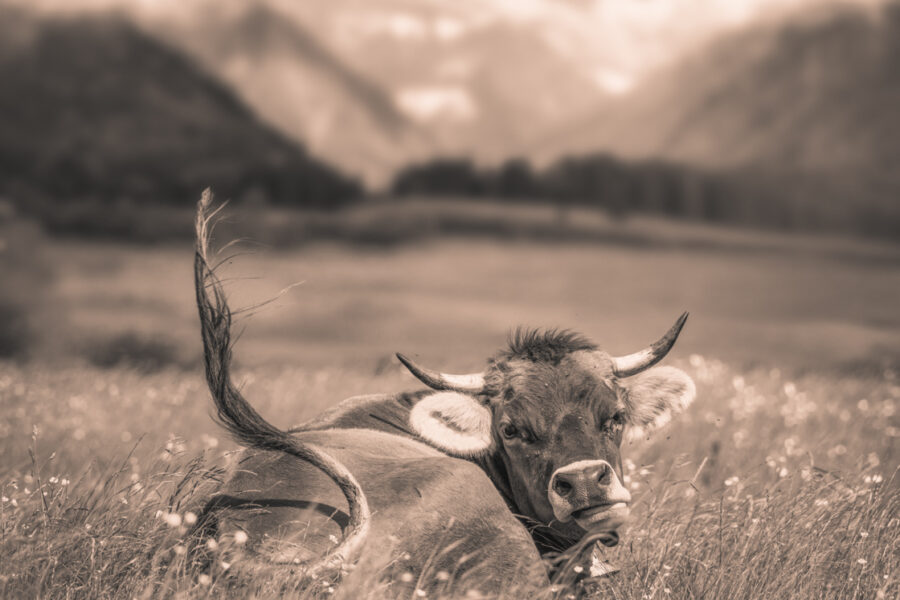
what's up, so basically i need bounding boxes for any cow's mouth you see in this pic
[571,502,629,531]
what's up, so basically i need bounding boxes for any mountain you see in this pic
[136,0,607,187]
[537,1,900,180]
[144,2,433,189]
[0,8,360,211]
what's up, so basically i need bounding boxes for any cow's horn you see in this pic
[610,312,689,377]
[396,353,486,394]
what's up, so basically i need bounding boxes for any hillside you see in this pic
[0,9,360,215]
[539,1,900,177]
[148,3,433,189]
[138,0,606,187]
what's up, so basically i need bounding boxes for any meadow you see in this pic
[1,210,898,598]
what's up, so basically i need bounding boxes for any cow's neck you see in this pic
[474,452,517,512]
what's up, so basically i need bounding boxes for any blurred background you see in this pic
[0,0,899,379]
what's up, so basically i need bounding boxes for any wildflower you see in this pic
[164,513,182,528]
[1,496,7,502]
[326,586,335,594]
[725,476,739,487]
[435,571,450,581]
[173,545,186,555]
[48,477,58,484]
[233,530,248,545]
[857,399,869,412]
[198,574,211,586]
[415,590,427,598]
[400,572,414,583]
[778,468,789,478]
[184,512,197,525]
[857,558,867,566]
[860,531,869,538]
[573,565,583,573]
[60,478,69,486]
[328,534,339,544]
[9,499,16,507]
[220,561,231,571]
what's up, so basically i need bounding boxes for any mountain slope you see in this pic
[538,1,900,179]
[0,9,360,210]
[138,0,606,187]
[144,3,433,188]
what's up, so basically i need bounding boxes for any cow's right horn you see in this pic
[396,353,486,394]
[610,312,689,377]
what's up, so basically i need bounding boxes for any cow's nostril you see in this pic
[553,477,573,497]
[596,464,611,485]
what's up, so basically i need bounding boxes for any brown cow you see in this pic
[193,192,696,595]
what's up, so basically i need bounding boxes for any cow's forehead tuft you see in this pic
[499,328,598,365]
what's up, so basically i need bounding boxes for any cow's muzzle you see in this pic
[548,460,632,531]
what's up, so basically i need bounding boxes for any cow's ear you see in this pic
[409,392,493,457]
[620,366,695,441]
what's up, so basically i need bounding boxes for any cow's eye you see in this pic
[605,412,625,432]
[500,423,519,439]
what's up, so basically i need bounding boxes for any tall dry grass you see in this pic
[1,354,896,598]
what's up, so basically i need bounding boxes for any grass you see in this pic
[1,217,898,598]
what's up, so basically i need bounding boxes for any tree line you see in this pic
[390,155,899,238]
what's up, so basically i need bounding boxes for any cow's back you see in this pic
[205,428,547,595]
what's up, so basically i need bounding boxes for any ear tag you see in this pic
[409,392,493,457]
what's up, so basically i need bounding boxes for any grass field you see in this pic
[1,212,898,598]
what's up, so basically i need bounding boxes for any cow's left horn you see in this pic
[611,312,689,377]
[396,353,486,394]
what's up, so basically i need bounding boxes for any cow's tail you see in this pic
[193,189,370,577]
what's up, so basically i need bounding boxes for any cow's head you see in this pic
[398,314,695,544]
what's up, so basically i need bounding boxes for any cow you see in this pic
[192,191,696,596]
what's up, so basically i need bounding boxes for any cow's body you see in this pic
[210,427,547,594]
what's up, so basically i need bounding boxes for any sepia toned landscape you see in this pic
[1,0,898,598]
